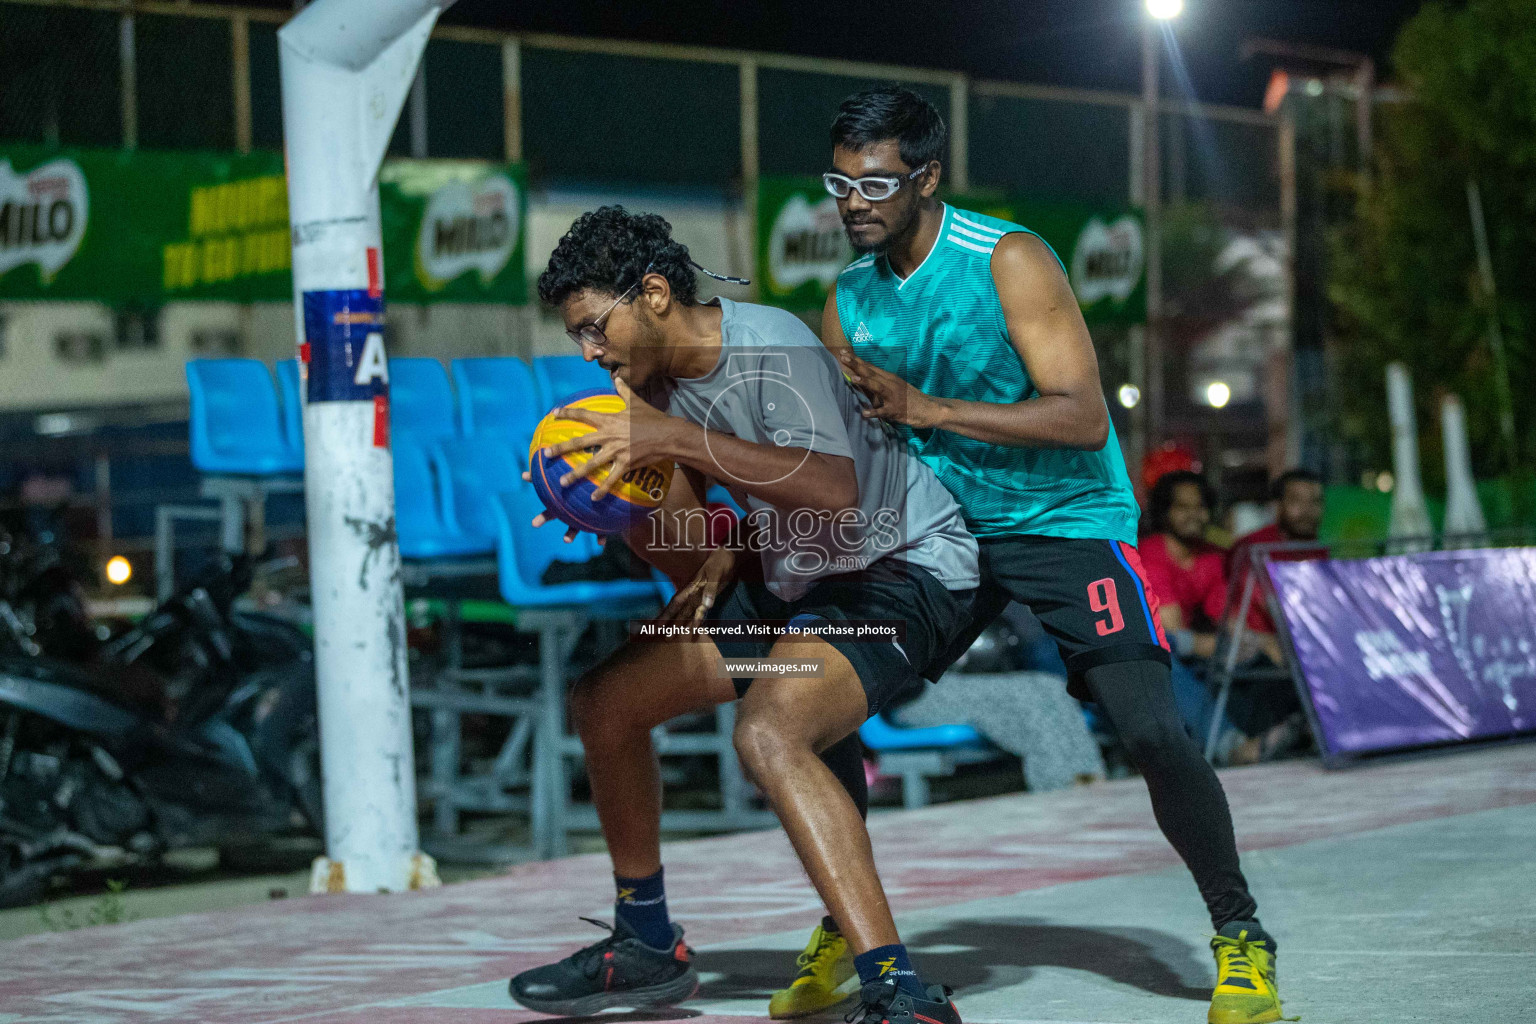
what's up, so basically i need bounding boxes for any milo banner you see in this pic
[0,146,526,305]
[1269,548,1536,763]
[757,176,1146,324]
[379,160,526,304]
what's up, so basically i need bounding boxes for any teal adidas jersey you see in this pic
[835,203,1140,543]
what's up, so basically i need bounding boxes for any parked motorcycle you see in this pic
[0,553,320,908]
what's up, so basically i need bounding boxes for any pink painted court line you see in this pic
[3,743,1534,1024]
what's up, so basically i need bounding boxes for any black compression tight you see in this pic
[815,663,1257,933]
[1084,658,1260,933]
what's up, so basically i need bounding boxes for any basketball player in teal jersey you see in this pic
[764,87,1288,1024]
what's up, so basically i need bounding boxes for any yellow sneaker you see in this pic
[1209,922,1293,1024]
[768,920,859,1019]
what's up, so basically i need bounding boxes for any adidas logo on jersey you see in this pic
[852,321,874,345]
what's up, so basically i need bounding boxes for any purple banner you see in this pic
[1268,548,1536,759]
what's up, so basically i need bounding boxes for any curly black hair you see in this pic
[1147,469,1218,534]
[537,205,698,309]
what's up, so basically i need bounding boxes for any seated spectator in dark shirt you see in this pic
[1228,468,1328,638]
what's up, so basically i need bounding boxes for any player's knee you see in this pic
[1119,714,1197,774]
[732,699,809,782]
[731,712,781,783]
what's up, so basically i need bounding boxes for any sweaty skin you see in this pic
[823,140,1109,453]
[536,270,911,956]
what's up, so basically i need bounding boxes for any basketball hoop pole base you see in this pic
[279,0,457,895]
[309,853,442,895]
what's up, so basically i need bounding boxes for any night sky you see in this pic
[435,0,1432,107]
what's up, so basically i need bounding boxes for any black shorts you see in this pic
[707,559,975,716]
[930,535,1171,698]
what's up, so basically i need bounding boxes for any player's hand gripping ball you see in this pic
[529,388,675,534]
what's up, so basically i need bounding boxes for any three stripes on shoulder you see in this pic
[947,211,1005,255]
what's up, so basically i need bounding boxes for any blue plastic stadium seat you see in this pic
[494,487,660,609]
[389,357,457,442]
[859,714,987,752]
[394,435,489,560]
[450,357,540,461]
[275,359,304,453]
[430,437,533,552]
[186,359,303,476]
[533,354,612,408]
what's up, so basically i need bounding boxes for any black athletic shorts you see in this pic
[930,535,1171,699]
[706,558,976,716]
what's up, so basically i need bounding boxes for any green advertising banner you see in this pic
[380,160,527,305]
[0,146,526,305]
[756,176,1146,324]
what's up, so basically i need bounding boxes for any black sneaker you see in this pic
[846,979,963,1024]
[508,916,699,1015]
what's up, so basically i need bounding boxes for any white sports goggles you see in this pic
[822,165,928,202]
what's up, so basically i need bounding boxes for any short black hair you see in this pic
[831,85,947,170]
[1148,469,1218,534]
[538,205,698,308]
[1271,467,1323,502]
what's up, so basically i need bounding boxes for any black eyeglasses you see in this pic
[566,264,652,350]
[565,259,752,350]
[822,165,929,202]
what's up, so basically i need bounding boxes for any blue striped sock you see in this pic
[614,868,671,950]
[854,943,925,997]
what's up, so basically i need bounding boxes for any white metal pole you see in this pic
[1126,103,1147,478]
[1279,110,1300,471]
[280,0,454,894]
[1142,19,1164,454]
[1441,395,1487,542]
[1386,362,1432,548]
[1466,179,1518,469]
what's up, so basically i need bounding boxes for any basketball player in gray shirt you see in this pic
[508,207,975,1024]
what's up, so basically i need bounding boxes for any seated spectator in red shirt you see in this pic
[1139,470,1229,660]
[1228,469,1328,636]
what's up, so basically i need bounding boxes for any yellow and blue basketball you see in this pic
[529,388,675,535]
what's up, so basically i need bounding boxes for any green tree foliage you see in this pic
[1330,0,1536,487]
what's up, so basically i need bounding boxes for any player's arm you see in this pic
[837,233,1110,451]
[820,285,852,357]
[662,420,858,517]
[549,377,859,518]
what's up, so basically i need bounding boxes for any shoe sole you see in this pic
[510,968,700,1016]
[1208,1011,1282,1024]
[769,975,863,1019]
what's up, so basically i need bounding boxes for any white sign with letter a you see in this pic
[353,331,389,387]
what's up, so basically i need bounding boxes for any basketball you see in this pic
[528,388,676,534]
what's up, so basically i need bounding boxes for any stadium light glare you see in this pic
[1118,384,1142,409]
[1146,0,1184,20]
[1205,381,1232,409]
[105,556,132,586]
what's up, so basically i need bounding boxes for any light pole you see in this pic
[1141,0,1181,467]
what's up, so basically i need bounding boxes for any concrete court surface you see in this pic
[2,743,1533,1024]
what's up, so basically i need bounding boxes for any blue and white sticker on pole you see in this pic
[301,272,390,448]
